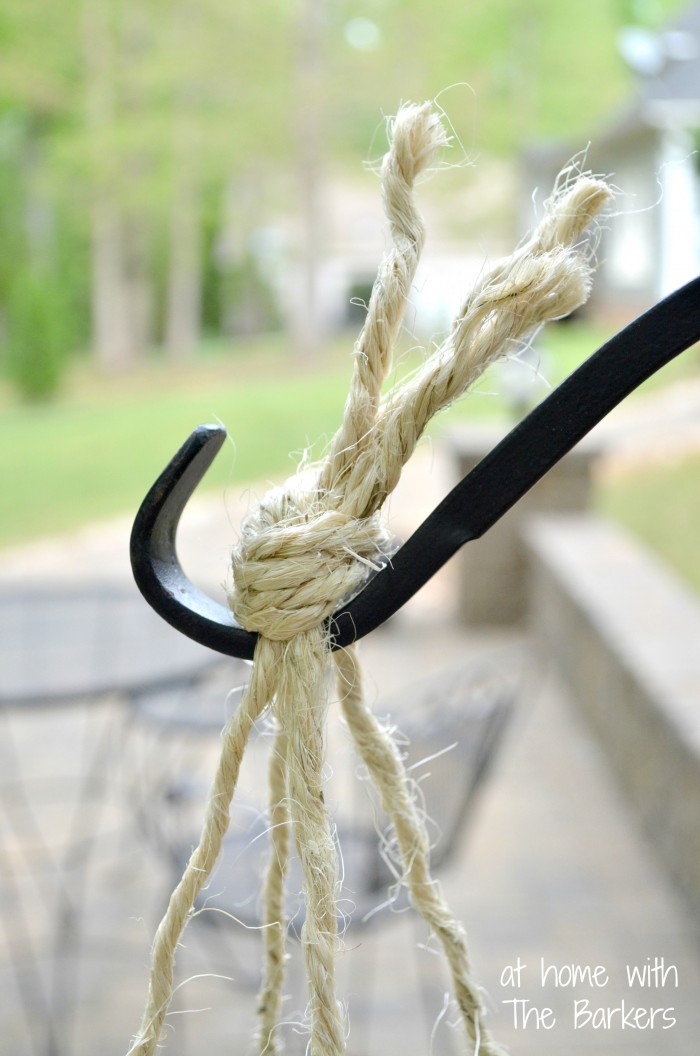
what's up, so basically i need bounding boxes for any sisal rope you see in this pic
[127,101,611,1056]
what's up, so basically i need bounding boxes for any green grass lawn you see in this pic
[0,341,350,547]
[597,453,700,597]
[1,319,699,554]
[0,329,491,547]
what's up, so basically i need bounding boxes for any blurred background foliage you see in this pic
[0,0,697,569]
[0,0,686,395]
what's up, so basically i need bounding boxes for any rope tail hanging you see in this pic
[127,102,611,1056]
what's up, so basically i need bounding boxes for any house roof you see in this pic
[640,2,700,104]
[521,5,700,192]
[633,3,700,125]
[546,2,700,153]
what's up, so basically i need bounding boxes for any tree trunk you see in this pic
[294,0,325,364]
[164,133,201,361]
[164,0,203,361]
[119,0,155,362]
[84,0,154,370]
[90,195,134,369]
[165,194,201,360]
[83,0,136,370]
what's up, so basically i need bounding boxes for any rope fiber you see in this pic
[127,101,611,1056]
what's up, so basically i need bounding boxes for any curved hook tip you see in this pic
[130,424,258,660]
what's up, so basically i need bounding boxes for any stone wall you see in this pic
[525,513,700,929]
[448,425,605,625]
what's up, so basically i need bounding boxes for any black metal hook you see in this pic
[131,275,700,660]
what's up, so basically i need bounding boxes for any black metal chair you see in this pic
[0,583,225,1056]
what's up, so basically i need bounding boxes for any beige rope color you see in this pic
[257,725,290,1054]
[334,643,504,1053]
[127,102,611,1056]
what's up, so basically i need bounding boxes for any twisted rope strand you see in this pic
[334,646,508,1056]
[341,180,613,517]
[274,628,346,1056]
[126,642,279,1056]
[320,103,447,498]
[129,100,612,1056]
[257,726,291,1055]
[458,175,610,321]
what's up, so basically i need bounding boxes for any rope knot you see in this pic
[129,100,613,1056]
[229,474,392,641]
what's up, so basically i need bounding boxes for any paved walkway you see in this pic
[7,613,699,1056]
[3,379,700,1055]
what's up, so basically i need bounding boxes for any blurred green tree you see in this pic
[0,0,689,391]
[4,266,77,399]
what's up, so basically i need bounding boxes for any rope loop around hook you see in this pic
[127,100,613,1056]
[230,479,392,641]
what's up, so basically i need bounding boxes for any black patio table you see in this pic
[0,583,227,706]
[0,582,234,1056]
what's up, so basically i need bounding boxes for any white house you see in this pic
[524,2,700,324]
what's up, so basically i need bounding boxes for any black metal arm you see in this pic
[131,275,700,659]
